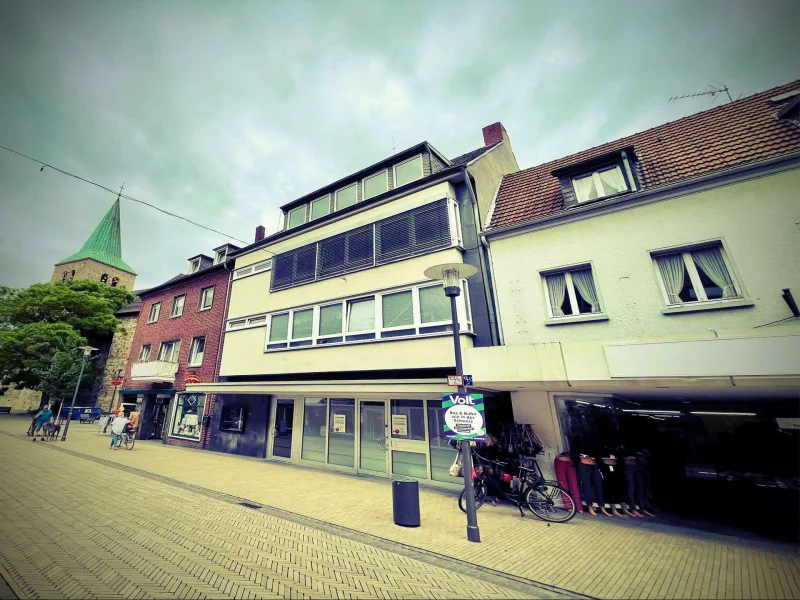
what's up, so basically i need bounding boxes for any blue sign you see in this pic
[462,375,473,386]
[441,393,485,440]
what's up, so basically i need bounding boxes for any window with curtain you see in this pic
[543,266,602,318]
[382,290,414,337]
[267,313,290,349]
[346,298,375,341]
[318,303,343,344]
[653,243,739,305]
[572,165,628,202]
[290,309,314,347]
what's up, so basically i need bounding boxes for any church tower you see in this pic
[51,198,136,289]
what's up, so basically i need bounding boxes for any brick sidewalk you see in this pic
[2,416,798,599]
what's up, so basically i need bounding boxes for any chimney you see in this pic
[482,122,507,147]
[254,225,265,242]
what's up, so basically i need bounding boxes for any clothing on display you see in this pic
[624,455,655,516]
[554,454,584,512]
[577,455,610,516]
[599,456,626,516]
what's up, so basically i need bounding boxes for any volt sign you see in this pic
[441,393,486,440]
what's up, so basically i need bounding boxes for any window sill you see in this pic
[187,363,203,368]
[198,307,212,312]
[545,313,609,326]
[147,320,158,324]
[575,190,632,205]
[263,330,475,353]
[661,298,754,315]
[170,314,183,319]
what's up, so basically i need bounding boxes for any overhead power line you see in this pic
[0,143,263,250]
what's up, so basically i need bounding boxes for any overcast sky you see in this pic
[1,0,798,290]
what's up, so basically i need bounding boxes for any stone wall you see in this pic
[96,313,139,413]
[0,388,42,413]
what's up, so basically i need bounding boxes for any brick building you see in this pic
[119,244,237,448]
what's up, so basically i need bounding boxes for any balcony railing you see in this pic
[130,360,179,383]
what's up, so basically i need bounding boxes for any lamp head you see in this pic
[77,345,98,357]
[423,262,479,297]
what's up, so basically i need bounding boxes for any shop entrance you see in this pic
[268,398,295,460]
[150,399,170,440]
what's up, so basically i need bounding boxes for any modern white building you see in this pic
[187,124,519,487]
[468,80,800,539]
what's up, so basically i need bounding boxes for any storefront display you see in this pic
[554,394,800,540]
[171,393,205,441]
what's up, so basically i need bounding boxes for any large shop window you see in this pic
[270,199,452,291]
[171,393,205,441]
[301,398,328,462]
[427,399,455,482]
[328,399,355,467]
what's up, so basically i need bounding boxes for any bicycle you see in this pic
[458,453,577,523]
[112,429,136,450]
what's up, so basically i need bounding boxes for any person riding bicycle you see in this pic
[109,412,130,450]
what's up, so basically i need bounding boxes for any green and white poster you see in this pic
[441,393,485,440]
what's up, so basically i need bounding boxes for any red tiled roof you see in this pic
[489,80,800,230]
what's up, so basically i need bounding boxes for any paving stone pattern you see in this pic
[1,418,799,599]
[0,433,538,599]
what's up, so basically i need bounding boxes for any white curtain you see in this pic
[598,167,627,195]
[546,274,568,316]
[693,247,736,298]
[656,255,686,304]
[572,269,601,313]
[572,175,597,202]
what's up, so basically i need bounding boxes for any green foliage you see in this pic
[0,281,133,338]
[0,323,87,388]
[35,350,95,402]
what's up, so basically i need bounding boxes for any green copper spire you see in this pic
[55,198,136,274]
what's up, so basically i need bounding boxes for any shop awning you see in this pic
[185,379,460,397]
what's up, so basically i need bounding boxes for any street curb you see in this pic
[34,437,594,600]
[0,561,22,600]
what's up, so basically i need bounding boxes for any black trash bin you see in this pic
[392,479,421,527]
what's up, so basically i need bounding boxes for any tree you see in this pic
[35,350,96,405]
[0,323,87,388]
[0,281,133,338]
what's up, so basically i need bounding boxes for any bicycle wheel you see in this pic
[27,422,36,436]
[524,482,577,523]
[124,435,135,450]
[458,480,487,513]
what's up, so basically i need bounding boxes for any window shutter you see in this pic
[318,225,374,278]
[271,243,317,291]
[376,199,450,264]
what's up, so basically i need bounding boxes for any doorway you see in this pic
[150,397,170,440]
[269,398,295,460]
[358,400,388,475]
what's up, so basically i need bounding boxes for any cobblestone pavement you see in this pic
[1,416,799,599]
[0,430,559,600]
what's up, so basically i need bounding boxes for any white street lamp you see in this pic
[60,345,98,441]
[423,262,481,543]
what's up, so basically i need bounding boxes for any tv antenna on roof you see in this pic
[389,132,403,157]
[669,82,734,104]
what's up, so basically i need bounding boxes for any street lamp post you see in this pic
[60,345,98,442]
[423,262,481,544]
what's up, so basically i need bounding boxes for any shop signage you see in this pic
[110,378,123,386]
[185,375,201,384]
[333,413,347,433]
[446,375,473,386]
[391,414,408,436]
[441,393,485,440]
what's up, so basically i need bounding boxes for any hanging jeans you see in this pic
[624,458,649,510]
[599,460,624,505]
[554,455,583,512]
[577,461,605,507]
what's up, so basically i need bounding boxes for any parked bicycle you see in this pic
[458,453,577,523]
[112,430,136,450]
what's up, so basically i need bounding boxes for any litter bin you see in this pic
[392,479,420,527]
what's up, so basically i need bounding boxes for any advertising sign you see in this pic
[391,414,408,436]
[441,393,485,440]
[333,413,347,433]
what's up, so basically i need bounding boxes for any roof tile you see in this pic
[489,80,800,230]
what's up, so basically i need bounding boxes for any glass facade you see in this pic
[301,398,328,462]
[328,399,355,467]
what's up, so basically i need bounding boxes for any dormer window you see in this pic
[363,170,388,200]
[393,155,423,188]
[572,165,628,203]
[552,146,638,209]
[335,183,358,210]
[214,249,227,264]
[287,205,307,229]
[310,195,331,220]
[189,259,201,273]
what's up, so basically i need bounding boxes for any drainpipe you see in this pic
[463,167,501,346]
[203,262,234,450]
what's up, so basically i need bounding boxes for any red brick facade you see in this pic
[122,265,230,449]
